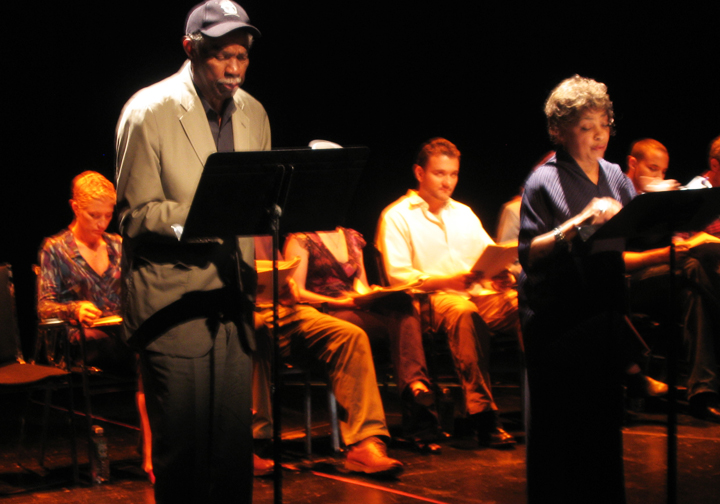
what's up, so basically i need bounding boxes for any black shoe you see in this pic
[401,386,441,442]
[689,392,720,424]
[411,386,435,407]
[477,426,517,449]
[626,372,668,398]
[471,411,516,449]
[253,454,274,477]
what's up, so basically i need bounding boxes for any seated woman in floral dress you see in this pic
[284,227,439,439]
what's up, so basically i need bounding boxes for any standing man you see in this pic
[376,137,516,448]
[115,1,269,502]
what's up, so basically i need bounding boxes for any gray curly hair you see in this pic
[544,75,615,144]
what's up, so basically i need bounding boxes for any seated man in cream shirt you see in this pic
[376,137,517,448]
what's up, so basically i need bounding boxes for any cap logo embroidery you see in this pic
[220,0,238,16]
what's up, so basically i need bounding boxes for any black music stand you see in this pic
[583,187,720,504]
[183,146,368,504]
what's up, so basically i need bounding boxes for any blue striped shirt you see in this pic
[518,150,636,323]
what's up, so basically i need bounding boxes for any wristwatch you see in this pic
[553,226,565,243]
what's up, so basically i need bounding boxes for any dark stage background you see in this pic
[3,1,718,353]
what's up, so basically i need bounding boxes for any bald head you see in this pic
[629,138,668,162]
[627,138,670,192]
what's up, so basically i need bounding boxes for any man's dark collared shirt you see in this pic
[200,96,236,152]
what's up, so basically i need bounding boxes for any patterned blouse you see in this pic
[37,228,122,321]
[291,227,366,298]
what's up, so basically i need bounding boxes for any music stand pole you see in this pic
[184,148,369,504]
[666,241,678,504]
[270,204,283,504]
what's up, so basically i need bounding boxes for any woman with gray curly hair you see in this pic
[517,75,636,503]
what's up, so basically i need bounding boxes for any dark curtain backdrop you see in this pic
[3,1,718,353]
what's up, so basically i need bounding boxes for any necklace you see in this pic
[318,228,348,263]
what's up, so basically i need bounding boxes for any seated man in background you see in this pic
[37,171,153,481]
[496,151,556,276]
[377,137,517,448]
[626,138,678,193]
[699,135,720,237]
[624,139,720,421]
[251,236,403,477]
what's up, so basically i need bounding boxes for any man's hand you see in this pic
[676,232,720,249]
[490,270,515,292]
[442,272,483,291]
[638,177,680,193]
[75,301,102,327]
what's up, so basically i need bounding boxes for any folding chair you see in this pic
[0,264,79,484]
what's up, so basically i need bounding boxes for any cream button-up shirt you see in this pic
[376,190,495,288]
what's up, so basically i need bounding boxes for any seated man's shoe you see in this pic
[627,372,668,398]
[409,381,435,407]
[689,392,720,424]
[344,436,404,476]
[471,411,516,449]
[478,426,517,449]
[644,375,669,397]
[253,453,274,477]
[401,385,441,445]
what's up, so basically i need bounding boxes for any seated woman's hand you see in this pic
[278,278,301,306]
[327,296,359,310]
[75,301,102,327]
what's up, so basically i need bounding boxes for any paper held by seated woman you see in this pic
[255,256,302,304]
[90,315,123,327]
[348,278,424,305]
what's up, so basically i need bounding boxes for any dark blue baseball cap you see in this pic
[185,0,261,38]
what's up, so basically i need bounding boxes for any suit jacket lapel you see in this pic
[232,94,250,151]
[177,62,216,167]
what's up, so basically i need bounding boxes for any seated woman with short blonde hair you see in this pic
[37,171,154,483]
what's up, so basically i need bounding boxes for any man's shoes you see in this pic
[644,375,669,397]
[409,381,435,407]
[401,386,443,450]
[627,372,668,398]
[344,437,404,476]
[253,453,274,477]
[689,392,720,424]
[471,411,516,449]
[477,426,517,449]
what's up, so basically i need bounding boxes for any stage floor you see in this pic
[1,373,719,504]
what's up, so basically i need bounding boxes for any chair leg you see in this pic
[327,388,341,453]
[77,326,96,482]
[522,368,530,436]
[39,388,52,467]
[18,390,34,464]
[67,377,79,485]
[304,372,312,457]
